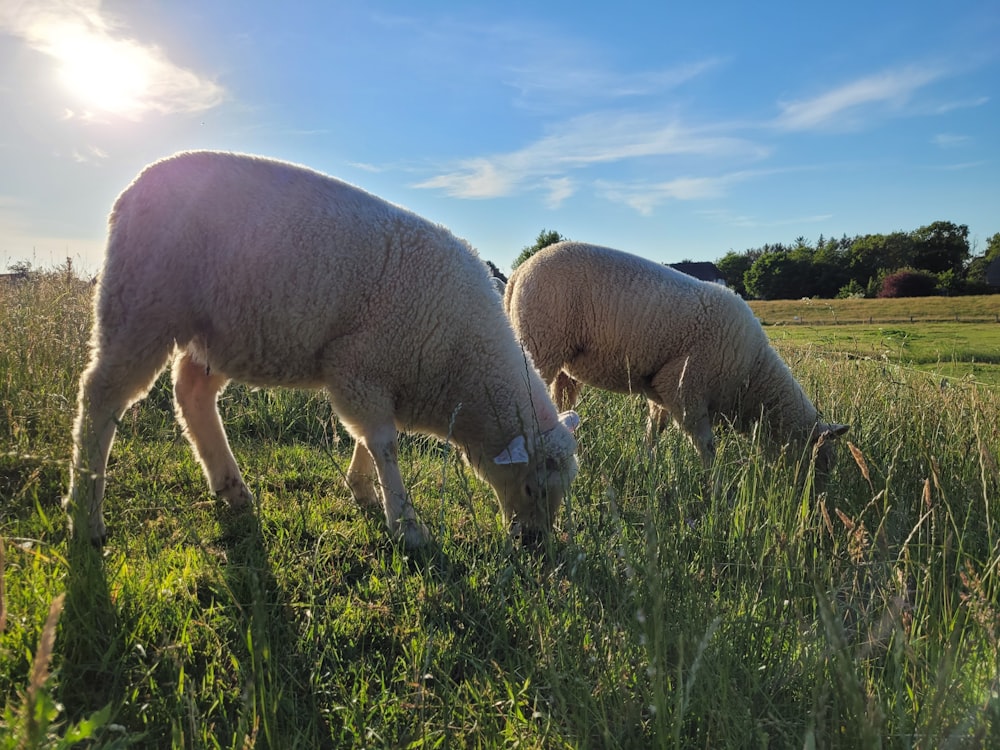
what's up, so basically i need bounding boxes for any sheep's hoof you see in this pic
[347,478,381,508]
[215,479,254,510]
[65,502,107,547]
[394,518,431,549]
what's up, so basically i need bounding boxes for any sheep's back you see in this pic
[98,151,500,394]
[510,242,764,391]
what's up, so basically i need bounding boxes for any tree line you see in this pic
[714,221,1000,299]
[515,222,1000,300]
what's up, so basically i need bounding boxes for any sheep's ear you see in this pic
[494,435,529,465]
[814,422,850,441]
[559,410,580,433]
[825,423,850,438]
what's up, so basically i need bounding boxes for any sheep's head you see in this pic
[810,421,850,473]
[487,411,579,544]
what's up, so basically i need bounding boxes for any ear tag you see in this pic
[559,410,580,433]
[494,435,529,465]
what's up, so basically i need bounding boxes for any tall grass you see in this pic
[1,271,998,747]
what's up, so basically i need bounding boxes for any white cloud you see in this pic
[541,177,575,208]
[932,133,971,148]
[71,144,108,163]
[932,96,989,114]
[598,172,757,215]
[0,0,225,119]
[506,57,724,109]
[773,65,945,131]
[415,112,769,199]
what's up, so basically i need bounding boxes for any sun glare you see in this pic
[49,25,152,118]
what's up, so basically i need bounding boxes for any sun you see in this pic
[49,26,152,118]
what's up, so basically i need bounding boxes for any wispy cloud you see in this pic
[932,96,989,114]
[541,177,575,208]
[598,171,761,215]
[372,13,722,111]
[415,112,769,199]
[0,0,224,119]
[932,133,971,148]
[773,65,946,131]
[506,58,724,110]
[71,144,109,164]
[697,208,835,229]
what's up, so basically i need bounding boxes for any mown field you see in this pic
[2,272,998,748]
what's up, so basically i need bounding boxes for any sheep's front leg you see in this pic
[172,352,253,509]
[360,425,430,548]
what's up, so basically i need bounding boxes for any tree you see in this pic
[986,232,1000,261]
[715,249,759,297]
[909,221,969,274]
[744,250,811,300]
[847,231,915,287]
[963,231,1000,291]
[513,229,567,270]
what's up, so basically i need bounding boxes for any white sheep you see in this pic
[504,241,848,471]
[66,151,579,548]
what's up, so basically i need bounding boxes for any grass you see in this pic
[749,294,1000,325]
[2,271,999,748]
[747,295,1000,387]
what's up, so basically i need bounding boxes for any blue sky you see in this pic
[1,0,997,275]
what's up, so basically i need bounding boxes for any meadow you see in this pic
[1,271,998,748]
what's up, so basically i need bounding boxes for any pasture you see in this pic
[2,272,998,748]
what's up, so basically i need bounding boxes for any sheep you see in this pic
[504,241,848,472]
[66,150,579,549]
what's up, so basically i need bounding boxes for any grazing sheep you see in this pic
[504,241,848,470]
[67,151,579,548]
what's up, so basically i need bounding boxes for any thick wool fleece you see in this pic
[68,151,577,547]
[505,241,847,468]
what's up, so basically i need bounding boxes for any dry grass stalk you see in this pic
[0,536,6,634]
[847,441,872,491]
[24,592,66,737]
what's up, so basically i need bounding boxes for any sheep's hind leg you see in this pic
[67,341,172,544]
[172,352,253,510]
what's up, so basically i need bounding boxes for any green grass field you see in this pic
[2,273,999,748]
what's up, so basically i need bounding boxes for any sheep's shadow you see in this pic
[213,507,336,747]
[59,536,125,721]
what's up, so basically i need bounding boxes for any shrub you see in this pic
[877,269,938,298]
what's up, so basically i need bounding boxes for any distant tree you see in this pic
[715,249,759,296]
[6,260,32,278]
[963,231,1000,291]
[836,279,866,299]
[811,237,851,297]
[986,232,1000,261]
[513,229,567,270]
[909,221,969,274]
[877,269,938,298]
[848,231,915,286]
[744,250,811,300]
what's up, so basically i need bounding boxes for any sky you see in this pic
[1,0,998,276]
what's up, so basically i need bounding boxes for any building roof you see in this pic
[669,261,726,284]
[986,257,1000,287]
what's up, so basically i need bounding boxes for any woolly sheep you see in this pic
[504,241,849,470]
[66,151,579,549]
